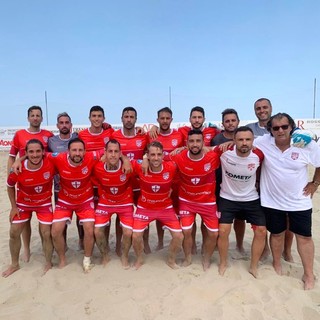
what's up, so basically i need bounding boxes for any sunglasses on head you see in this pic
[272,125,289,131]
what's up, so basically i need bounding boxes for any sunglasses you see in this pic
[272,125,289,131]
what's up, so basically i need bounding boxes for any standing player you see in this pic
[112,107,149,254]
[132,141,183,269]
[3,139,55,277]
[217,127,266,277]
[8,106,53,262]
[171,130,220,270]
[93,139,134,268]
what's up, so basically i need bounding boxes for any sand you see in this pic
[0,151,320,320]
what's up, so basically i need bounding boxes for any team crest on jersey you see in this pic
[291,152,299,160]
[204,163,211,171]
[34,186,43,193]
[171,139,178,147]
[72,181,81,188]
[247,163,255,171]
[120,174,126,182]
[163,172,169,180]
[43,137,48,143]
[82,166,88,175]
[104,137,110,144]
[110,187,118,194]
[191,178,200,185]
[205,134,211,141]
[152,185,160,192]
[127,152,135,160]
[136,140,142,148]
[43,172,50,180]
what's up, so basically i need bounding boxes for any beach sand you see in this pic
[0,151,319,320]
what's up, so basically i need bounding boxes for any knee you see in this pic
[255,227,267,238]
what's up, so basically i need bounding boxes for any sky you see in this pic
[0,1,319,127]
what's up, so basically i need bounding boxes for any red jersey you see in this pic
[48,151,100,204]
[7,158,56,207]
[171,149,220,204]
[178,126,220,147]
[78,128,114,151]
[132,160,177,210]
[112,129,148,160]
[150,129,184,155]
[9,129,53,157]
[93,161,134,206]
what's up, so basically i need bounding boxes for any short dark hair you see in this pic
[68,137,85,149]
[26,139,44,151]
[57,112,71,122]
[147,141,163,152]
[190,106,205,117]
[188,129,203,137]
[267,112,296,136]
[234,126,253,137]
[28,106,42,117]
[105,139,121,150]
[221,108,239,122]
[254,98,272,109]
[89,105,105,117]
[122,106,137,117]
[157,107,172,118]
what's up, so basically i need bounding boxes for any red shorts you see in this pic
[95,204,134,229]
[12,204,53,225]
[133,206,182,232]
[179,200,219,231]
[53,200,95,224]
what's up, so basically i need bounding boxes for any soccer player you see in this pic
[93,139,134,268]
[132,141,183,269]
[171,129,220,270]
[217,127,266,277]
[50,138,100,272]
[8,106,53,263]
[3,139,55,277]
[255,113,320,290]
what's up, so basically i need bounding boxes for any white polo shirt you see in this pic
[255,134,320,211]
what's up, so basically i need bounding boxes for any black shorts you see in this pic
[218,197,266,226]
[262,207,312,237]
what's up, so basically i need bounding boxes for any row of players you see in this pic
[3,100,320,290]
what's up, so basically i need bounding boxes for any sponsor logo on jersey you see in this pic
[171,139,178,147]
[96,209,109,215]
[204,163,211,171]
[43,172,50,180]
[163,172,169,180]
[82,166,88,175]
[72,181,81,188]
[152,185,160,192]
[291,152,299,160]
[191,178,200,185]
[136,140,142,148]
[247,163,255,171]
[110,187,118,194]
[120,174,126,182]
[34,186,43,193]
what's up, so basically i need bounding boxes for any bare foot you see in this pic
[282,251,294,263]
[134,258,144,270]
[302,274,315,290]
[101,255,110,266]
[144,244,151,255]
[155,243,164,251]
[249,267,258,279]
[218,263,227,276]
[273,262,282,275]
[182,257,192,267]
[202,258,211,271]
[166,260,180,269]
[23,249,31,263]
[42,262,53,276]
[121,255,130,270]
[58,258,67,269]
[2,264,20,278]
